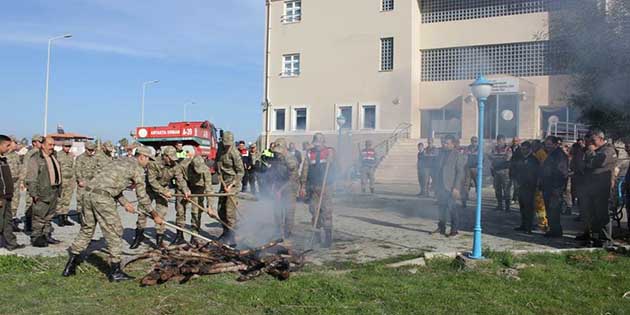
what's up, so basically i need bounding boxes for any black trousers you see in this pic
[518,188,536,232]
[0,199,17,246]
[437,189,459,231]
[543,187,564,235]
[581,174,612,240]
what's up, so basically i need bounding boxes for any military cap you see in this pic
[272,138,288,154]
[63,140,73,147]
[32,134,44,143]
[192,156,208,173]
[161,146,178,160]
[135,146,155,160]
[85,142,97,150]
[8,135,17,143]
[222,131,234,145]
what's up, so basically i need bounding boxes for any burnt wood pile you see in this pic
[126,239,307,286]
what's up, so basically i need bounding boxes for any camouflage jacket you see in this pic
[56,151,75,182]
[181,156,216,204]
[25,150,61,202]
[146,157,190,196]
[87,159,152,210]
[216,146,245,190]
[75,153,109,184]
[270,150,299,191]
[6,151,21,181]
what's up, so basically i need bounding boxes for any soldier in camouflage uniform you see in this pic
[173,155,216,245]
[75,142,109,222]
[489,134,513,212]
[6,136,23,232]
[55,141,75,226]
[300,133,336,247]
[63,147,161,282]
[100,141,115,160]
[130,146,190,249]
[215,131,245,246]
[22,134,44,233]
[268,138,299,238]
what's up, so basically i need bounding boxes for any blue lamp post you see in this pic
[468,75,493,259]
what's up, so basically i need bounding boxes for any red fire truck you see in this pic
[135,121,219,161]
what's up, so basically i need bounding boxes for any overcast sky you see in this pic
[0,0,264,142]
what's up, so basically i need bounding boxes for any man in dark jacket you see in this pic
[0,135,24,250]
[432,135,466,237]
[582,130,617,247]
[513,141,539,234]
[25,136,62,247]
[540,136,569,237]
[490,135,513,212]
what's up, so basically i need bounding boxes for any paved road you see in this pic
[1,183,622,265]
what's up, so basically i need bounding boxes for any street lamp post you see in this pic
[43,33,72,136]
[140,80,159,127]
[336,114,346,148]
[468,75,493,260]
[184,101,195,121]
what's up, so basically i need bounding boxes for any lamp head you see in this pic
[470,75,493,100]
[336,114,346,128]
[63,34,73,38]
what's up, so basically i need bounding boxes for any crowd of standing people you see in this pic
[416,130,629,248]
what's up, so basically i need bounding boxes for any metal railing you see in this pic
[357,123,412,169]
[546,121,589,142]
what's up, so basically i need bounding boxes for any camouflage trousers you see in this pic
[218,183,239,229]
[175,186,207,231]
[137,192,169,234]
[55,180,76,215]
[10,181,21,218]
[360,167,375,192]
[69,192,124,264]
[493,170,511,204]
[31,188,60,239]
[308,186,333,229]
[274,185,297,236]
[76,187,86,215]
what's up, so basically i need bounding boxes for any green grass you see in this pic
[0,250,629,315]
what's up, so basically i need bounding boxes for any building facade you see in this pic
[261,0,581,148]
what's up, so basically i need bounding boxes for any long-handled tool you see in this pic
[308,161,331,248]
[185,198,236,232]
[173,192,237,198]
[136,209,235,250]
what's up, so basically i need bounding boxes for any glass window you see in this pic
[275,109,286,131]
[421,0,553,24]
[380,38,394,71]
[295,108,307,130]
[282,54,300,76]
[363,105,376,129]
[382,0,394,11]
[339,106,352,129]
[283,1,302,23]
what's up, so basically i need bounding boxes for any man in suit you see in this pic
[431,135,466,237]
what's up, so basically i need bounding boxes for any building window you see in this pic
[362,105,376,129]
[294,108,307,130]
[275,109,286,131]
[382,0,394,11]
[283,0,302,23]
[420,103,462,139]
[338,106,353,129]
[380,37,394,71]
[421,0,555,24]
[282,54,300,76]
[421,41,562,81]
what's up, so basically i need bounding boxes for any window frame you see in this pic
[335,105,354,130]
[282,0,302,24]
[361,104,378,130]
[272,108,287,132]
[380,37,394,71]
[292,106,309,131]
[282,53,301,77]
[381,0,394,12]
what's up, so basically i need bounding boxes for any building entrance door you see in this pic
[483,94,519,139]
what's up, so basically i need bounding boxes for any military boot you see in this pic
[11,218,22,232]
[322,229,333,248]
[47,233,61,245]
[129,228,145,249]
[31,236,48,248]
[62,253,80,277]
[155,234,165,249]
[170,231,186,246]
[219,230,236,247]
[60,215,74,226]
[107,262,135,282]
